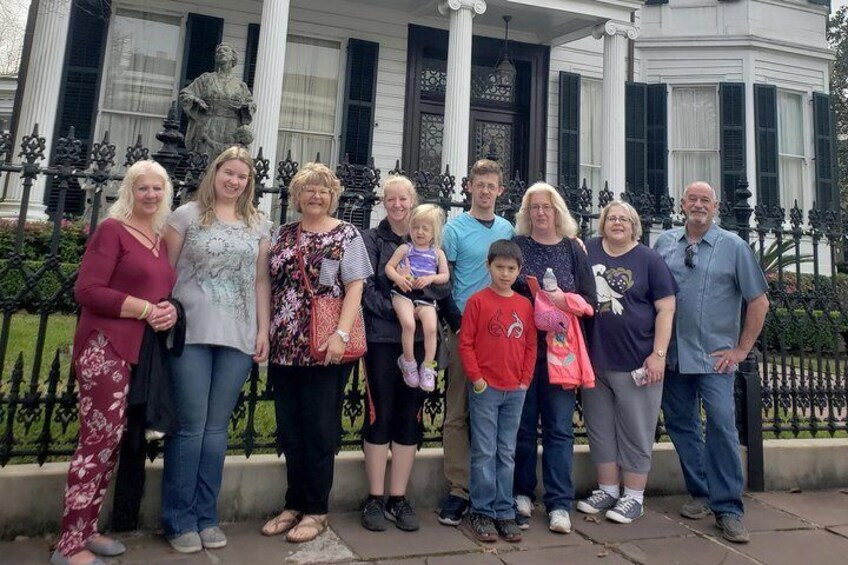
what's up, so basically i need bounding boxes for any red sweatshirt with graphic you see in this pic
[459,288,538,390]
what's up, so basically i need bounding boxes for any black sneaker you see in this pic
[469,512,498,542]
[361,497,387,531]
[494,519,523,542]
[515,512,530,530]
[385,497,420,531]
[438,494,469,526]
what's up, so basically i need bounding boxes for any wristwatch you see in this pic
[655,349,666,358]
[335,328,350,343]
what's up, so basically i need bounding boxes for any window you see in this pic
[277,36,341,165]
[671,86,720,204]
[580,79,602,193]
[99,10,182,162]
[778,90,806,210]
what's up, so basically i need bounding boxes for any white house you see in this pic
[2,0,836,221]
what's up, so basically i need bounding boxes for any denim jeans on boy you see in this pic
[661,368,744,518]
[161,344,253,537]
[513,353,576,512]
[468,383,526,520]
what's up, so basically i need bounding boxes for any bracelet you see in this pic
[472,381,487,394]
[137,301,150,320]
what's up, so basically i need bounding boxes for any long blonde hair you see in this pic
[194,145,261,228]
[514,182,578,238]
[108,160,173,232]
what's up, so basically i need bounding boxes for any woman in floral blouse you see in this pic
[262,162,372,543]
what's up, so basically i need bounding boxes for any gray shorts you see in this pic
[581,368,663,474]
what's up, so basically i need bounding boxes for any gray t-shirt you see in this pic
[169,202,271,355]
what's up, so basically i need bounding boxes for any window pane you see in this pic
[672,87,718,150]
[279,36,340,134]
[580,79,602,168]
[779,155,804,211]
[672,152,720,204]
[778,91,804,157]
[102,11,181,115]
[278,131,334,166]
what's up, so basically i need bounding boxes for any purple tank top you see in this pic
[406,243,438,278]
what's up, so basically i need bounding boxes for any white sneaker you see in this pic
[144,429,166,442]
[515,495,533,517]
[548,509,572,534]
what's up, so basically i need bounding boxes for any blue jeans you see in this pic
[513,353,576,512]
[161,344,253,536]
[468,384,526,520]
[661,368,744,518]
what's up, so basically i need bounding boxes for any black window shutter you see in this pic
[48,2,110,215]
[720,82,746,204]
[340,39,379,165]
[558,72,580,188]
[646,83,667,207]
[626,82,647,194]
[243,24,260,91]
[813,92,837,209]
[754,84,779,207]
[179,14,224,133]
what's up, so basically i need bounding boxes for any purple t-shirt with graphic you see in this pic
[586,238,677,372]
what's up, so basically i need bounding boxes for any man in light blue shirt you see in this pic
[653,181,768,544]
[439,159,515,527]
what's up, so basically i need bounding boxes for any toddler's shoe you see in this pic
[398,356,419,387]
[419,361,437,392]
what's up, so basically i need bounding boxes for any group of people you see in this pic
[52,151,768,565]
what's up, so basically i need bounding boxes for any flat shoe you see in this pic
[262,510,302,536]
[85,536,126,556]
[50,550,106,565]
[286,514,328,543]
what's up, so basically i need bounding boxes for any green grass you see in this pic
[2,313,76,383]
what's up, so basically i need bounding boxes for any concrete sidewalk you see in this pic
[4,490,847,564]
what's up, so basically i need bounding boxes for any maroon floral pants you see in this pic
[56,334,130,556]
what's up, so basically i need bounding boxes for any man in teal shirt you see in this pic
[653,181,769,544]
[439,159,515,526]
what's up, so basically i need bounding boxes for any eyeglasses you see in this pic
[530,204,554,213]
[607,215,632,224]
[685,243,697,268]
[472,182,500,192]
[304,187,331,196]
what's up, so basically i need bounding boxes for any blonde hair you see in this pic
[289,162,343,215]
[409,204,445,248]
[108,160,173,232]
[598,200,643,241]
[382,175,418,207]
[514,182,578,238]
[194,145,261,228]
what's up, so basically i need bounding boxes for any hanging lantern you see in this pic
[493,15,517,91]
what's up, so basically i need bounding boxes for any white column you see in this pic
[0,0,72,220]
[439,0,486,198]
[593,20,639,195]
[250,0,291,213]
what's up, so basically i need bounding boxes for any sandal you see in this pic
[261,510,302,536]
[285,514,328,543]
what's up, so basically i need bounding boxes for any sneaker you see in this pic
[361,497,388,531]
[605,495,644,524]
[144,428,166,442]
[577,490,619,515]
[515,512,530,530]
[548,509,572,534]
[419,361,437,392]
[680,497,712,520]
[167,531,202,554]
[398,356,419,387]
[199,526,227,549]
[515,494,533,517]
[438,494,469,526]
[385,497,420,531]
[494,518,522,542]
[469,512,498,542]
[716,514,750,543]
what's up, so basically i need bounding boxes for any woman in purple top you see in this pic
[577,200,677,524]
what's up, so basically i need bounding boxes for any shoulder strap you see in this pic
[296,223,315,297]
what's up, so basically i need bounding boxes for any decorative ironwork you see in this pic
[474,121,512,178]
[418,113,444,178]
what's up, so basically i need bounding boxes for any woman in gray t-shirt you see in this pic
[161,146,271,554]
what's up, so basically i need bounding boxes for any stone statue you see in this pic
[179,43,256,158]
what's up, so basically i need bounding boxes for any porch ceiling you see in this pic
[338,0,642,44]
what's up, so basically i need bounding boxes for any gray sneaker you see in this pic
[199,526,227,549]
[680,497,712,520]
[576,490,618,515]
[168,531,202,554]
[605,494,644,524]
[716,514,750,543]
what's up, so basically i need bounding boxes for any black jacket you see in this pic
[361,219,453,343]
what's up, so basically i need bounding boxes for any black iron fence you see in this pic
[1,109,846,491]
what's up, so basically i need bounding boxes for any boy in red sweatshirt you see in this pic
[459,240,537,543]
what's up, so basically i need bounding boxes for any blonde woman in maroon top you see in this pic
[52,160,177,565]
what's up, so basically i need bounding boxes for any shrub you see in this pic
[763,308,848,353]
[0,219,89,264]
[0,260,79,314]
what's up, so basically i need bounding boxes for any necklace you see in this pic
[122,222,159,249]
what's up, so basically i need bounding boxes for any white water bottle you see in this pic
[542,267,557,292]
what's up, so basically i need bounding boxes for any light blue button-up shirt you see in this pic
[653,223,768,374]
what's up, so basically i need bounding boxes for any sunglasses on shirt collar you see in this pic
[685,243,697,269]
